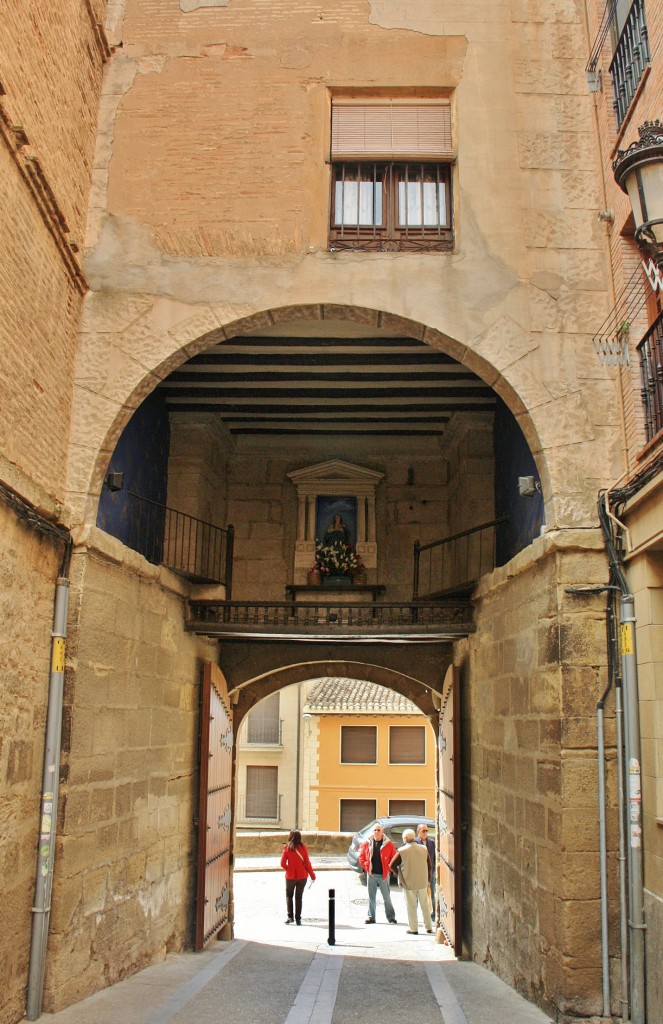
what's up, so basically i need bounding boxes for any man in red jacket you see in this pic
[359,823,398,924]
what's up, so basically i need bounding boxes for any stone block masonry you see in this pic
[459,531,614,1019]
[44,529,218,1012]
[0,501,65,1024]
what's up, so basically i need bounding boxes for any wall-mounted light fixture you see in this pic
[613,120,663,266]
[105,471,124,492]
[518,475,541,498]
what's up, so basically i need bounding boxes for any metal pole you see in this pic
[615,678,630,1022]
[328,888,336,946]
[596,699,610,1017]
[26,577,70,1020]
[620,593,646,1024]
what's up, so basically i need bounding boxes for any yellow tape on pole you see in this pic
[51,637,65,673]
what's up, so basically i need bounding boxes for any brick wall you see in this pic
[0,0,105,495]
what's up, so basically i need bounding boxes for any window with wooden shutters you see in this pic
[340,725,377,764]
[246,692,281,745]
[245,765,279,819]
[389,725,426,764]
[329,100,454,252]
[389,799,426,816]
[340,798,377,832]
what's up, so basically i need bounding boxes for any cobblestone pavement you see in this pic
[43,861,553,1024]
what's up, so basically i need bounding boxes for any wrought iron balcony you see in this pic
[125,491,234,587]
[637,310,663,443]
[413,517,508,600]
[186,598,475,642]
[610,0,650,128]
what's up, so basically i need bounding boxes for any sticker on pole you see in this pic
[620,623,633,655]
[51,637,65,673]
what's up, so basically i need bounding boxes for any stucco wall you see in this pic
[72,0,622,534]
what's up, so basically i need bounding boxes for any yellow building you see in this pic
[302,679,435,833]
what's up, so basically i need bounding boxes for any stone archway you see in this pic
[70,300,564,529]
[222,645,455,728]
[57,297,618,1020]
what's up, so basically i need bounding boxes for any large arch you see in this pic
[222,647,456,728]
[70,300,567,528]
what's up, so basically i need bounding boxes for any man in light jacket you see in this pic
[389,828,433,934]
[416,821,436,922]
[358,822,398,924]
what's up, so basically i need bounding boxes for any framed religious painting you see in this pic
[315,496,357,548]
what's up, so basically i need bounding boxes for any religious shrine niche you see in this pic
[287,460,384,585]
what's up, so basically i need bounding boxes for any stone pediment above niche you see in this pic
[288,460,384,491]
[287,461,384,582]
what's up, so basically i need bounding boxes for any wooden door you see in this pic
[437,663,462,951]
[196,663,233,949]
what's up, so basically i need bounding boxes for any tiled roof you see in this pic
[304,677,420,714]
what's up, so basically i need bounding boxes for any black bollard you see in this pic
[328,888,336,946]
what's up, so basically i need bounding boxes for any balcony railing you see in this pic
[245,719,284,746]
[610,0,650,127]
[637,311,663,443]
[412,517,508,600]
[186,599,475,641]
[126,491,234,588]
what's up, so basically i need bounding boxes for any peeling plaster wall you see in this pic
[74,0,622,536]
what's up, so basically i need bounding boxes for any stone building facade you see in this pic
[0,2,661,1024]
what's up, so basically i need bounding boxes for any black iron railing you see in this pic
[637,311,663,443]
[610,0,650,127]
[187,599,474,636]
[412,517,508,600]
[127,492,234,588]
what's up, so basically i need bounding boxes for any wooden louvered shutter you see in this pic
[245,765,278,817]
[331,101,453,161]
[340,725,377,763]
[389,725,426,764]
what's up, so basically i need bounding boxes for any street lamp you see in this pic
[613,120,663,266]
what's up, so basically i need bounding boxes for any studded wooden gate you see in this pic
[196,663,233,949]
[437,663,462,950]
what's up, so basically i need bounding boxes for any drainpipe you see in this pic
[0,483,72,1020]
[598,493,647,1024]
[614,675,630,1022]
[566,583,618,1018]
[596,690,611,1017]
[620,591,646,1024]
[26,555,72,1020]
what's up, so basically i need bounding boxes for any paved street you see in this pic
[43,858,553,1024]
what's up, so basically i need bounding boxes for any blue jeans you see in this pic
[430,875,436,920]
[367,873,396,922]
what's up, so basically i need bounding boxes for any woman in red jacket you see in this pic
[280,829,316,925]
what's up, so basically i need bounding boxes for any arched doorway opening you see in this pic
[196,653,458,952]
[49,303,615,1019]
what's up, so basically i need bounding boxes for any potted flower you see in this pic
[311,539,365,586]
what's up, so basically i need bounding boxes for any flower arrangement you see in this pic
[311,539,365,578]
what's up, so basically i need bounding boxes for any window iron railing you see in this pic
[637,311,663,442]
[610,0,650,127]
[126,491,234,589]
[245,718,284,746]
[412,517,508,600]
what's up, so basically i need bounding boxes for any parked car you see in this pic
[347,815,436,883]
